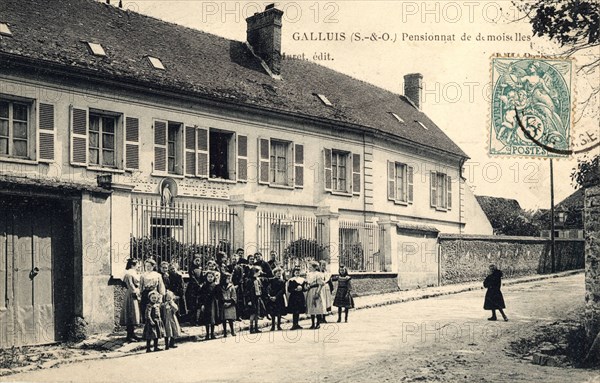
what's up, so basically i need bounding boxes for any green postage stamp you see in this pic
[489,56,574,158]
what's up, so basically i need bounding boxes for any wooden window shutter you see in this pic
[38,103,55,162]
[70,106,88,166]
[407,166,414,204]
[447,175,452,210]
[196,128,209,178]
[184,125,196,176]
[237,134,248,182]
[430,171,438,207]
[352,153,361,195]
[294,143,304,188]
[323,148,332,191]
[258,138,270,184]
[124,117,140,170]
[153,119,167,173]
[387,161,396,201]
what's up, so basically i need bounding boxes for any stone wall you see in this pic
[584,185,600,348]
[349,273,400,296]
[439,234,584,285]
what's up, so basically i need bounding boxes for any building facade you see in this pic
[0,0,491,347]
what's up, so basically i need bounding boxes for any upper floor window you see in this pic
[324,148,360,195]
[89,114,116,168]
[71,107,138,170]
[209,129,235,180]
[0,100,30,159]
[167,122,183,175]
[387,161,413,204]
[430,171,452,211]
[258,138,304,189]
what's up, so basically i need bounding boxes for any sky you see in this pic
[119,0,599,210]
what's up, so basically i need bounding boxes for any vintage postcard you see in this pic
[0,0,598,382]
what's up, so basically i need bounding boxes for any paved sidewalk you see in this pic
[0,269,583,377]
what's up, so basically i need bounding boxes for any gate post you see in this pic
[316,207,340,272]
[230,195,259,254]
[378,219,397,273]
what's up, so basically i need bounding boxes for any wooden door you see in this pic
[0,204,56,347]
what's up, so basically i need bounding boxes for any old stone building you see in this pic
[0,0,491,346]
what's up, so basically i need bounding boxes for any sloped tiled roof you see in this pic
[0,0,467,158]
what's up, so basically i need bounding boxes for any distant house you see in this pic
[539,189,585,239]
[0,0,491,347]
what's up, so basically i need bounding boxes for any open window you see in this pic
[209,129,235,180]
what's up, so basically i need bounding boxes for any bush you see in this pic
[283,238,327,272]
[340,243,365,271]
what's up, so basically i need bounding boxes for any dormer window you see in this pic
[390,112,404,123]
[86,42,106,57]
[147,56,165,70]
[0,23,12,37]
[315,94,333,107]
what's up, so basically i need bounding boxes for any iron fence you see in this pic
[130,197,234,272]
[339,220,386,272]
[257,210,325,271]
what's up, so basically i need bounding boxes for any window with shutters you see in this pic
[258,138,302,188]
[430,171,452,211]
[0,99,32,159]
[387,161,413,205]
[167,122,183,175]
[209,129,235,180]
[323,148,360,196]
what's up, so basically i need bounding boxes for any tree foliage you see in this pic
[571,155,600,188]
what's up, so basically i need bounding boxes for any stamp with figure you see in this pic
[489,56,574,158]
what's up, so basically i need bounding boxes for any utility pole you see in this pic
[550,159,556,273]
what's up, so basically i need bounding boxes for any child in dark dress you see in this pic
[143,290,166,352]
[267,267,287,331]
[220,273,237,337]
[286,267,307,330]
[483,264,508,321]
[245,266,265,333]
[199,271,221,340]
[333,265,354,323]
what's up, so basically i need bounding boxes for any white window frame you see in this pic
[270,139,292,186]
[0,98,34,161]
[167,122,183,175]
[332,150,351,194]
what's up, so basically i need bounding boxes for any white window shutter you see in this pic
[38,103,55,162]
[70,106,88,166]
[387,161,396,201]
[323,148,332,192]
[153,119,167,173]
[447,175,452,210]
[184,125,196,176]
[294,143,304,188]
[237,134,248,182]
[258,138,270,184]
[124,116,140,170]
[430,171,438,207]
[407,166,414,204]
[352,153,361,195]
[196,128,209,178]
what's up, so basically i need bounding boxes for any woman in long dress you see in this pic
[305,261,326,329]
[120,259,142,342]
[483,264,508,321]
[140,258,166,322]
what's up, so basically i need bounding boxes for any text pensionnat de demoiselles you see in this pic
[292,31,532,42]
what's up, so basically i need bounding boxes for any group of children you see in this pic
[122,249,355,353]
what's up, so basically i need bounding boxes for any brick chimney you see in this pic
[246,4,283,76]
[404,73,423,110]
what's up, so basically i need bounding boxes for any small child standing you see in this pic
[161,291,181,350]
[199,271,220,340]
[220,273,237,337]
[245,266,265,333]
[267,267,286,331]
[143,290,166,352]
[333,265,354,323]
